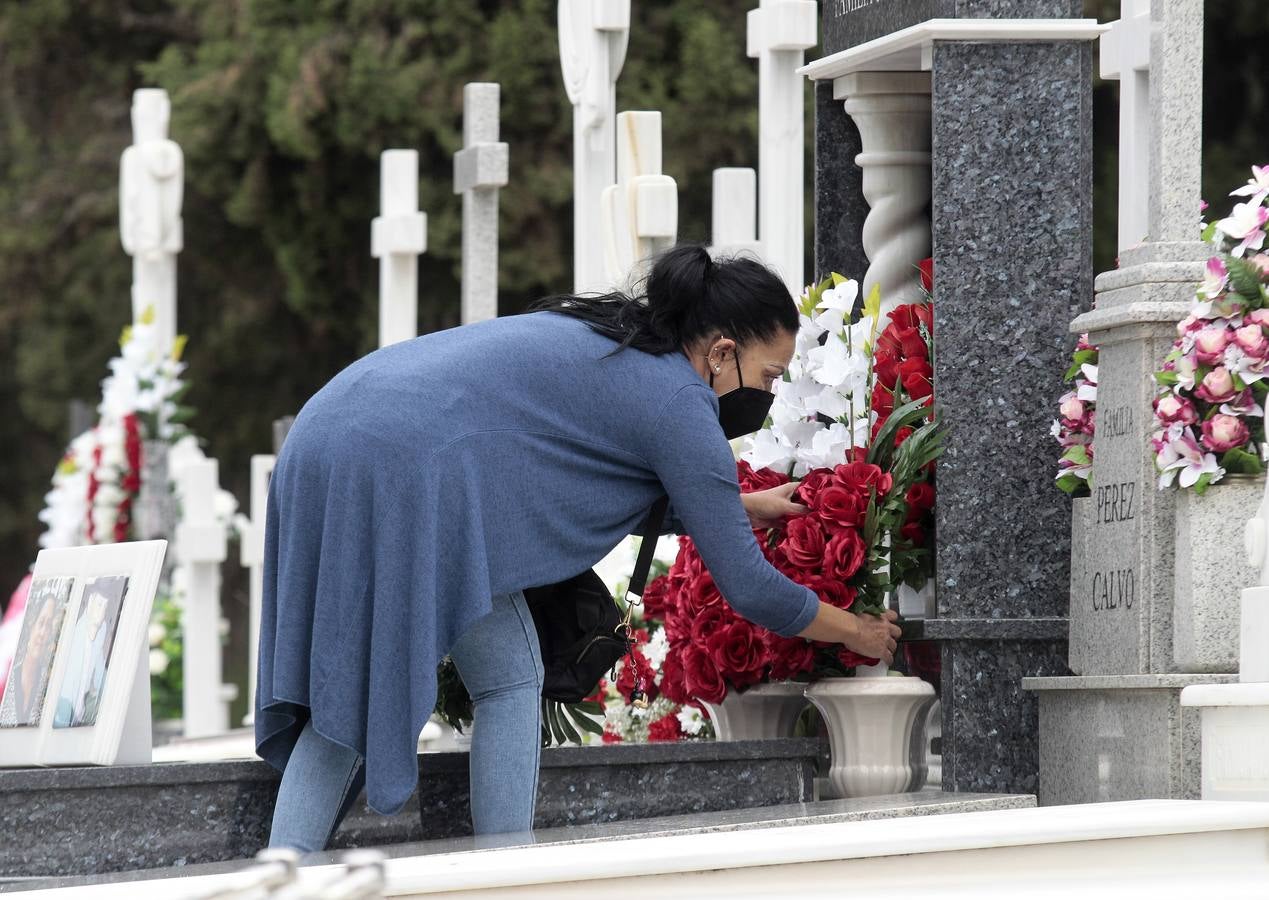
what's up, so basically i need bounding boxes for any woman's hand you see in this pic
[797,604,902,666]
[842,608,901,666]
[741,482,809,528]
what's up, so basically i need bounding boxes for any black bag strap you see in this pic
[627,495,670,599]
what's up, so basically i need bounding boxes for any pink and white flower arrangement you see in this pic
[1152,166,1269,493]
[1053,335,1098,495]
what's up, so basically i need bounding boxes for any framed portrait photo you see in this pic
[0,540,167,767]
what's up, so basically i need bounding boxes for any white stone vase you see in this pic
[699,681,810,741]
[1174,475,1262,673]
[804,669,935,798]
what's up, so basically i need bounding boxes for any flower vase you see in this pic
[699,682,810,741]
[804,666,935,798]
[1174,474,1262,673]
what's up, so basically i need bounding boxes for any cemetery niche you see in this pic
[3,0,1269,895]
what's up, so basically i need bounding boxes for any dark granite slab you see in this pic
[821,0,1081,55]
[922,618,1068,640]
[941,638,1070,794]
[0,739,821,880]
[4,791,1035,894]
[814,81,870,283]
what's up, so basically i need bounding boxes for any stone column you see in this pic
[925,21,1091,796]
[837,72,931,319]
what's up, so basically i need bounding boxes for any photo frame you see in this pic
[0,540,167,767]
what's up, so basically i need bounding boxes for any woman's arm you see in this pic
[643,385,901,663]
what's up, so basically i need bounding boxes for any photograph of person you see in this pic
[52,575,129,729]
[0,576,75,728]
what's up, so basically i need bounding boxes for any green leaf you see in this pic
[1221,446,1265,475]
[1061,444,1091,466]
[568,705,605,736]
[1154,371,1180,387]
[1193,471,1215,495]
[1227,255,1267,299]
[1201,222,1219,243]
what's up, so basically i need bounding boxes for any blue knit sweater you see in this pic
[255,311,820,813]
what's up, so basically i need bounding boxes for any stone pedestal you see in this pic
[1025,674,1235,806]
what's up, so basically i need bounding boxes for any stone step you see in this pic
[3,790,1033,895]
[0,739,825,880]
[17,799,1269,898]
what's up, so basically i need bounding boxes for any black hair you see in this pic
[528,243,799,357]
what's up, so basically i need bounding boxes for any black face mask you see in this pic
[710,348,776,440]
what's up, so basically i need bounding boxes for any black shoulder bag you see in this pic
[524,496,669,704]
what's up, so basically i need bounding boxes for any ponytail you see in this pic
[529,243,797,356]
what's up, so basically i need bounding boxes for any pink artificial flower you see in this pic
[1076,333,1095,352]
[1216,202,1269,258]
[1059,393,1085,426]
[1231,165,1269,206]
[1201,414,1251,453]
[1157,427,1224,489]
[1250,254,1269,277]
[1194,325,1232,365]
[1235,323,1269,359]
[1220,388,1265,419]
[1173,353,1199,392]
[1200,257,1229,299]
[1196,366,1237,404]
[1177,313,1206,337]
[1247,309,1269,328]
[1154,393,1199,426]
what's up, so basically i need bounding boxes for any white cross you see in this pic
[119,88,184,355]
[747,0,817,293]
[454,83,509,325]
[710,168,762,260]
[599,111,678,287]
[238,453,274,726]
[559,0,631,292]
[372,150,427,348]
[1100,0,1151,253]
[171,452,234,737]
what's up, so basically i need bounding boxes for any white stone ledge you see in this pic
[1182,682,1269,706]
[1024,673,1237,691]
[800,19,1107,82]
[1070,300,1193,335]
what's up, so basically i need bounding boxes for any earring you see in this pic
[713,365,721,373]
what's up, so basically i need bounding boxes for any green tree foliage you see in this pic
[0,0,764,600]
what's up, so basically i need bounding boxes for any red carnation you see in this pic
[872,383,895,418]
[900,521,926,546]
[899,327,929,359]
[690,603,732,648]
[682,572,725,617]
[647,714,684,743]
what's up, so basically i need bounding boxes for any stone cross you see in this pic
[747,0,818,294]
[238,454,275,726]
[1069,0,1208,676]
[171,453,233,737]
[599,111,678,288]
[558,0,631,293]
[119,88,183,356]
[372,150,427,348]
[1100,0,1151,252]
[710,168,762,260]
[453,83,509,325]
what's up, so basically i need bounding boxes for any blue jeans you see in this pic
[268,591,545,852]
